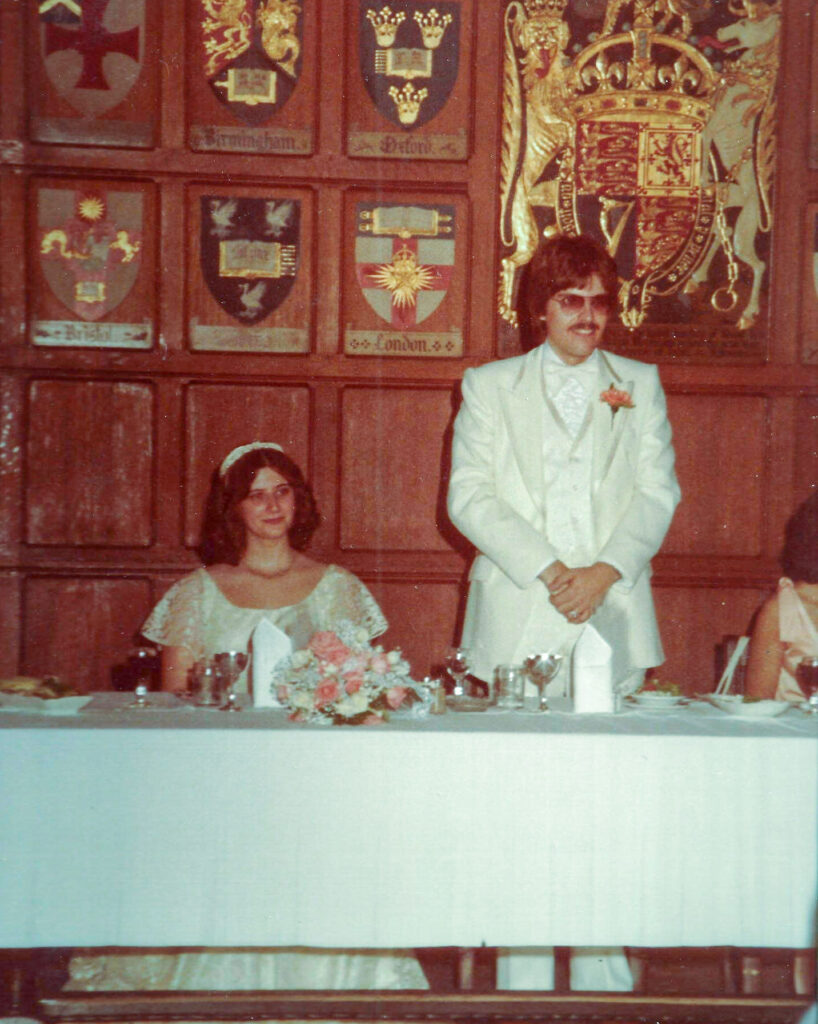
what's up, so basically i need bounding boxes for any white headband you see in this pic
[219,442,284,478]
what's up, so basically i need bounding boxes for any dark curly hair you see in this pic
[198,447,321,564]
[781,491,818,584]
[522,233,619,343]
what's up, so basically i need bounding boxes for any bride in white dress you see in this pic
[66,441,428,994]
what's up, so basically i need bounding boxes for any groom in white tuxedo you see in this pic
[447,234,681,992]
[448,233,680,695]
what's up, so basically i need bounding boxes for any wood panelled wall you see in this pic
[0,0,815,692]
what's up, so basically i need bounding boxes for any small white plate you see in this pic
[708,695,790,717]
[629,691,684,708]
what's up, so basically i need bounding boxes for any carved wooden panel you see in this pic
[0,377,23,551]
[663,394,766,557]
[346,0,472,161]
[30,177,156,349]
[0,575,21,677]
[655,585,769,693]
[801,204,818,363]
[340,386,455,551]
[184,383,312,547]
[793,397,818,512]
[371,578,462,679]
[25,380,153,547]
[342,190,469,357]
[187,183,313,352]
[28,0,159,148]
[23,576,153,692]
[187,0,317,155]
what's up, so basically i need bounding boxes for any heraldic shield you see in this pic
[359,0,459,130]
[561,113,712,326]
[498,0,781,334]
[39,0,144,118]
[200,196,300,325]
[38,188,143,322]
[355,203,455,330]
[200,0,303,126]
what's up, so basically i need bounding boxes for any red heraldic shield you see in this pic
[38,188,143,322]
[39,0,144,118]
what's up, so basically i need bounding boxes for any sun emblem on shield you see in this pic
[368,243,438,308]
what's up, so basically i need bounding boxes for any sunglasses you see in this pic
[547,293,614,315]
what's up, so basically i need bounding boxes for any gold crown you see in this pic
[366,6,405,47]
[522,0,569,15]
[414,8,452,49]
[388,82,429,125]
[567,29,719,127]
[390,242,418,266]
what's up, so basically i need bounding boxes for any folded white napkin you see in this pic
[250,619,293,707]
[572,623,614,713]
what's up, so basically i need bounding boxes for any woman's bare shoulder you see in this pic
[753,590,780,632]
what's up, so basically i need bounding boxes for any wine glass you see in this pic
[125,645,157,707]
[444,646,471,698]
[796,656,818,714]
[524,652,564,712]
[214,651,248,711]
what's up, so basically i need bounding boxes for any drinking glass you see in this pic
[214,651,248,711]
[494,664,525,709]
[190,661,222,707]
[444,646,471,697]
[796,656,818,714]
[523,652,564,712]
[126,645,157,707]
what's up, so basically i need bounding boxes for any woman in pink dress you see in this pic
[746,493,818,700]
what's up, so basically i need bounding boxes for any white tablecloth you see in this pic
[1,701,816,950]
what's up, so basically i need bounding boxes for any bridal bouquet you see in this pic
[272,621,428,725]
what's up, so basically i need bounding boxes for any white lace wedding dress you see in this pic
[141,564,388,693]
[65,564,428,995]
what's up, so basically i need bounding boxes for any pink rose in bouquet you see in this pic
[344,672,365,695]
[386,685,407,710]
[314,679,340,707]
[309,631,352,666]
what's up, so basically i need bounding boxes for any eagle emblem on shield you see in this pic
[200,196,300,324]
[498,0,780,334]
[355,203,455,329]
[359,1,459,129]
[38,0,144,118]
[200,0,303,125]
[38,188,143,321]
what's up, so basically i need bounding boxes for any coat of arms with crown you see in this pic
[498,0,781,345]
[358,1,460,130]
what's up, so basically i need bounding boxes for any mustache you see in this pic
[570,321,599,331]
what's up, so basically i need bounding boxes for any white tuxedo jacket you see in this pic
[447,345,681,683]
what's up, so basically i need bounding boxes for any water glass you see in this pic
[494,664,525,710]
[796,656,818,714]
[190,662,222,707]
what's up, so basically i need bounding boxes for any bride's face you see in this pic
[238,467,296,543]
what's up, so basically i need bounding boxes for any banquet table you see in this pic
[1,695,816,1022]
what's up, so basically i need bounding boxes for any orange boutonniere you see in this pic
[600,383,635,415]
